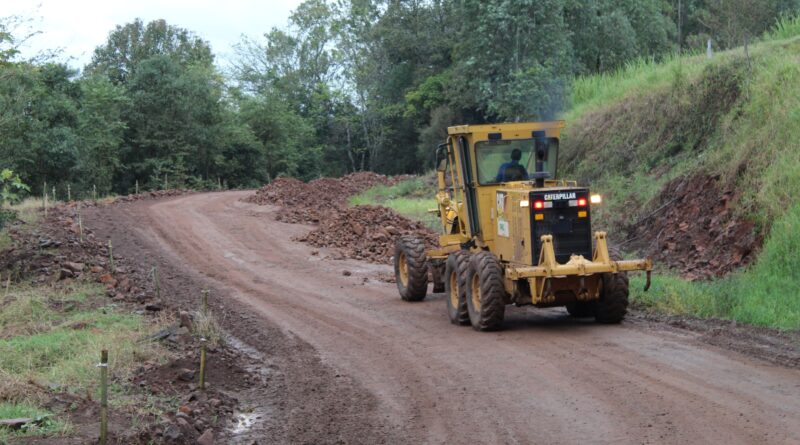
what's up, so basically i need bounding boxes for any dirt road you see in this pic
[89,191,800,444]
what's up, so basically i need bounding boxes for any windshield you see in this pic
[475,138,558,184]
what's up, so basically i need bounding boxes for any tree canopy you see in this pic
[1,1,797,198]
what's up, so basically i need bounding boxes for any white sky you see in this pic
[3,0,305,70]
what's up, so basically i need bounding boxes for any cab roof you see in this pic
[447,121,566,137]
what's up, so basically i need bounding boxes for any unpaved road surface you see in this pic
[89,191,800,444]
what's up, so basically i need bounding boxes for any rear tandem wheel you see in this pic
[465,251,506,331]
[445,251,471,325]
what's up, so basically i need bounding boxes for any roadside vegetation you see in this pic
[348,175,439,231]
[0,189,174,441]
[628,204,800,329]
[563,17,800,329]
[0,281,172,442]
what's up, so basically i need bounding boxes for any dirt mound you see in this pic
[245,172,400,224]
[0,206,109,284]
[244,172,435,263]
[298,205,437,264]
[627,174,762,280]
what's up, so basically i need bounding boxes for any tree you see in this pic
[0,18,18,64]
[85,19,255,192]
[86,18,214,84]
[566,0,675,74]
[75,75,128,195]
[120,55,228,190]
[0,169,29,228]
[680,0,800,50]
[0,62,81,193]
[450,0,574,121]
[0,169,29,205]
[237,92,321,181]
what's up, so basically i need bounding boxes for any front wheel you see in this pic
[465,251,506,331]
[445,251,470,325]
[394,235,429,301]
[595,272,629,323]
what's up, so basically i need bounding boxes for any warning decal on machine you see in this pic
[496,191,510,237]
[498,219,510,237]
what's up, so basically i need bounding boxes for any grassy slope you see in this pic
[561,17,800,329]
[348,176,440,231]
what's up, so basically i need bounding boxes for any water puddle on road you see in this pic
[224,334,275,441]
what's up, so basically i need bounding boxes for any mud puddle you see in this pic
[224,334,276,441]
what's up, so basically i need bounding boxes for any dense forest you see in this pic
[1,0,798,197]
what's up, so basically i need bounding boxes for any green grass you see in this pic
[10,198,43,225]
[769,14,800,40]
[0,402,71,443]
[630,203,800,329]
[0,282,169,441]
[349,176,441,230]
[0,197,45,252]
[0,231,10,251]
[0,283,166,395]
[561,19,800,329]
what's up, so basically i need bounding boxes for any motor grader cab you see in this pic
[394,121,652,330]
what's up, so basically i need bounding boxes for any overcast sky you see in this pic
[4,0,306,70]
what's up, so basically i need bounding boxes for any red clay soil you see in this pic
[245,172,436,263]
[627,174,762,280]
[244,172,401,224]
[297,205,438,264]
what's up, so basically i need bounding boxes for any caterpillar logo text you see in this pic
[544,192,576,201]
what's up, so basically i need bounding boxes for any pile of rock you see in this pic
[245,172,401,224]
[297,205,437,264]
[627,174,762,280]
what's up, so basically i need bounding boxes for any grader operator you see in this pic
[393,122,652,330]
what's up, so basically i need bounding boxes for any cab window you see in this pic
[475,138,558,185]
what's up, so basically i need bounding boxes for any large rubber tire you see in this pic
[566,301,596,318]
[465,251,506,331]
[595,272,629,323]
[445,251,471,325]
[394,235,429,301]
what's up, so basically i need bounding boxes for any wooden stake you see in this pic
[67,184,71,202]
[99,349,109,445]
[108,240,115,273]
[199,338,207,390]
[153,266,160,300]
[3,273,10,300]
[78,206,84,243]
[135,180,139,195]
[93,185,97,201]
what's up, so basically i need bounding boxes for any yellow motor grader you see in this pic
[394,122,652,330]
